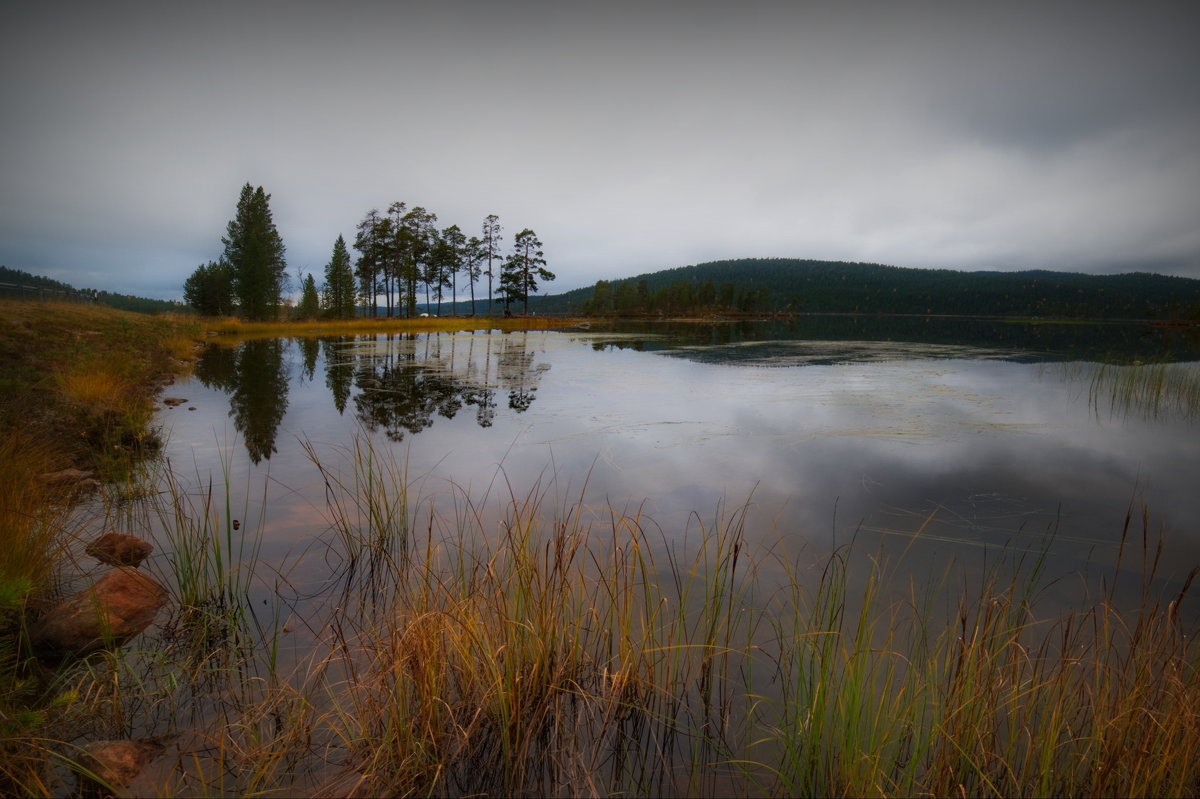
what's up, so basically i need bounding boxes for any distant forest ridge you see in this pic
[0,265,182,314]
[500,258,1200,321]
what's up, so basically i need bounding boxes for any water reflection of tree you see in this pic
[192,343,238,391]
[497,332,550,411]
[322,337,353,414]
[354,362,465,442]
[193,340,289,463]
[297,336,320,383]
[466,387,497,427]
[463,332,498,427]
[347,331,547,441]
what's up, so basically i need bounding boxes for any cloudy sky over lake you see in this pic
[2,1,1198,300]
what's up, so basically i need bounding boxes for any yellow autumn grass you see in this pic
[202,314,585,340]
[0,430,69,591]
[56,362,135,414]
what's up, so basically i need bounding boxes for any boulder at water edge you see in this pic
[76,738,167,798]
[84,533,153,568]
[30,567,169,658]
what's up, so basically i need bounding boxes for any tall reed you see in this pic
[759,517,1200,798]
[1088,361,1200,421]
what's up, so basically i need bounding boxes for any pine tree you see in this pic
[433,224,466,316]
[222,183,287,321]
[354,210,383,317]
[482,214,503,313]
[383,202,408,317]
[463,235,485,316]
[500,228,554,315]
[401,207,437,317]
[182,259,235,316]
[296,273,320,320]
[323,234,356,319]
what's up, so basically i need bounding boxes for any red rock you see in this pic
[30,568,169,657]
[84,533,153,567]
[76,738,166,798]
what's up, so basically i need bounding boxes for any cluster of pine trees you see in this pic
[347,206,553,319]
[184,185,555,320]
[183,184,286,320]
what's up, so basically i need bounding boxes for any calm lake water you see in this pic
[60,316,1199,795]
[151,317,1200,613]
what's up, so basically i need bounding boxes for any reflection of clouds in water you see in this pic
[663,339,1021,367]
[561,354,1199,573]
[160,331,1200,618]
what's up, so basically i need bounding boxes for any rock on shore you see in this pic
[30,567,169,658]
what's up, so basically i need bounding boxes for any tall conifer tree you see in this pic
[500,228,554,314]
[401,207,437,317]
[182,259,235,316]
[222,183,287,321]
[463,235,485,316]
[296,273,320,319]
[323,234,356,319]
[354,210,383,317]
[482,214,503,313]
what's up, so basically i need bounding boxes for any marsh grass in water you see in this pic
[1088,361,1200,421]
[303,436,411,599]
[18,436,1195,798]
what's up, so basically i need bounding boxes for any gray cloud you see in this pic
[2,1,1197,299]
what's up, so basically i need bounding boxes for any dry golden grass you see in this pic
[1,299,201,477]
[0,430,70,591]
[56,360,135,415]
[202,314,585,340]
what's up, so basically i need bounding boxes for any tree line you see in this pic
[1,265,184,314]
[184,184,554,320]
[568,258,1200,321]
[581,277,768,316]
[346,205,553,319]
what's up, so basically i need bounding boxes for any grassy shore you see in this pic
[0,303,579,792]
[3,301,1199,796]
[201,313,585,340]
[0,300,202,574]
[0,300,205,791]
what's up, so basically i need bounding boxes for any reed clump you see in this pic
[1088,361,1200,420]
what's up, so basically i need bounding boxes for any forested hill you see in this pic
[526,258,1200,320]
[0,265,182,313]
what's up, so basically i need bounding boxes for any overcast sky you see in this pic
[3,1,1198,301]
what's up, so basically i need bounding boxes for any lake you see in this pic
[79,316,1200,796]
[155,318,1200,599]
